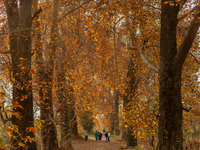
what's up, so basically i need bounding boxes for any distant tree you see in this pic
[80,111,94,132]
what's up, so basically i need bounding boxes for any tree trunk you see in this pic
[123,51,137,147]
[56,28,76,146]
[40,0,60,149]
[59,87,71,146]
[57,69,71,147]
[113,32,120,135]
[113,89,120,135]
[158,1,182,149]
[31,1,57,150]
[40,71,59,150]
[68,90,78,137]
[127,127,137,147]
[4,0,37,149]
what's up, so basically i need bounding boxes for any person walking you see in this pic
[103,129,106,139]
[108,131,110,141]
[98,132,102,140]
[105,131,108,142]
[85,130,88,141]
[94,131,98,141]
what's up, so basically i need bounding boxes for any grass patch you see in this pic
[110,134,121,139]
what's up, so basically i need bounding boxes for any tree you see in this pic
[158,1,200,149]
[123,51,138,147]
[108,0,199,149]
[80,111,94,132]
[39,0,59,149]
[3,0,37,149]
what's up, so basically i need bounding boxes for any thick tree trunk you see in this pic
[123,52,137,147]
[71,115,78,136]
[4,0,37,149]
[158,1,183,149]
[127,127,137,147]
[40,0,60,149]
[60,99,71,147]
[32,1,57,150]
[40,71,59,150]
[57,71,72,147]
[56,30,76,146]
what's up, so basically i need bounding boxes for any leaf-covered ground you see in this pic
[72,136,126,150]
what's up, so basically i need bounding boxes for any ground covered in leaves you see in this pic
[72,136,127,150]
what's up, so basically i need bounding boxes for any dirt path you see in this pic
[72,137,126,150]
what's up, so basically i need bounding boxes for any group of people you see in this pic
[94,131,102,141]
[84,129,111,142]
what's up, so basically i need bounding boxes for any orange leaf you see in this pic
[29,127,37,136]
[13,8,17,12]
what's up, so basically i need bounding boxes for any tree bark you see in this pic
[40,0,60,149]
[158,1,200,149]
[40,71,58,150]
[123,51,137,147]
[4,0,37,149]
[113,33,120,135]
[158,1,182,149]
[113,89,120,135]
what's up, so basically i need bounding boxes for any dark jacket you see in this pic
[105,133,108,137]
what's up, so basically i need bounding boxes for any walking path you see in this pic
[72,137,126,150]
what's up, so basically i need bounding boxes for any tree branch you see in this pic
[140,45,159,73]
[31,7,42,21]
[178,6,200,22]
[110,28,138,50]
[134,3,160,10]
[69,114,76,123]
[179,0,187,10]
[111,28,159,73]
[174,11,200,71]
[189,52,200,64]
[0,101,12,124]
[58,0,92,22]
[182,106,191,112]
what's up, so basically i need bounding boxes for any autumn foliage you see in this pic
[0,0,199,150]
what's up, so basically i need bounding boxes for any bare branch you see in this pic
[48,114,55,123]
[58,0,92,22]
[114,17,125,28]
[178,6,200,22]
[111,28,159,73]
[140,45,159,73]
[0,102,12,124]
[0,114,12,124]
[110,28,138,50]
[179,0,187,10]
[69,114,76,123]
[134,3,160,10]
[31,7,42,21]
[189,52,200,64]
[182,106,192,112]
[174,11,200,71]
